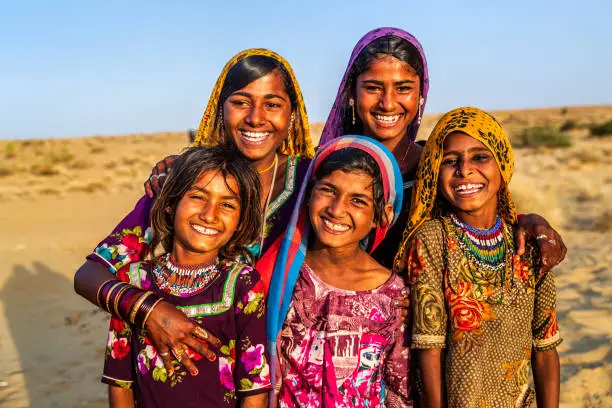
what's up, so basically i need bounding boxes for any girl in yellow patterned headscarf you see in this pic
[395,107,561,407]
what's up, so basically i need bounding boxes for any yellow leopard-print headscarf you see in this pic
[193,48,315,158]
[394,106,516,272]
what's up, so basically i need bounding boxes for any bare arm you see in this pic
[532,349,560,408]
[108,385,135,408]
[240,393,269,408]
[74,260,116,305]
[417,349,445,408]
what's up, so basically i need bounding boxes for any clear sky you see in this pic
[1,0,610,139]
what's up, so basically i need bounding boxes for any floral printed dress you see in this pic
[407,218,561,408]
[102,261,271,407]
[276,264,412,407]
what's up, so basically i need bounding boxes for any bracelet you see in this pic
[140,298,164,329]
[116,286,143,322]
[112,285,131,317]
[96,279,115,308]
[129,292,153,325]
[104,282,124,314]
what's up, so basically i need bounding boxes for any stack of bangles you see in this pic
[96,280,164,328]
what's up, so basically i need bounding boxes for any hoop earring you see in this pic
[349,98,356,126]
[417,96,423,125]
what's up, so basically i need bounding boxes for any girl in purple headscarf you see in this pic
[319,27,566,272]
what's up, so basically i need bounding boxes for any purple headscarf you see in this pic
[319,27,430,148]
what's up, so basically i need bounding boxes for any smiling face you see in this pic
[438,132,502,226]
[172,170,242,265]
[354,55,421,145]
[222,69,292,167]
[308,169,378,251]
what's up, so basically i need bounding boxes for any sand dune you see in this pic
[1,106,611,407]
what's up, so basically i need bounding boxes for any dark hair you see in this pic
[312,148,388,226]
[219,55,298,109]
[343,35,425,135]
[149,143,262,265]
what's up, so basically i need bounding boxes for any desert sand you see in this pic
[0,105,611,407]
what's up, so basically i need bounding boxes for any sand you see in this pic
[1,106,611,407]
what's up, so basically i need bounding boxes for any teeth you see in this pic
[454,184,484,192]
[241,131,270,142]
[192,224,219,235]
[373,113,402,123]
[322,218,350,232]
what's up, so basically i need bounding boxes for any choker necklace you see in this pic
[449,213,513,305]
[153,253,220,296]
[258,154,278,174]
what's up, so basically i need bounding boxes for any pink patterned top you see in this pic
[276,264,412,407]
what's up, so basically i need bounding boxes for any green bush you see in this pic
[513,126,572,148]
[589,120,612,137]
[559,119,579,132]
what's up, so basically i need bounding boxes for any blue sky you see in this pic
[1,0,610,139]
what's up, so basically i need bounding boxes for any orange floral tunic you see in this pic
[407,217,561,407]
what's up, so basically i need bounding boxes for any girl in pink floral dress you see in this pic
[262,136,412,407]
[101,144,271,408]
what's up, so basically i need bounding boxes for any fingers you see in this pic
[192,325,222,348]
[183,336,217,363]
[514,228,526,256]
[172,346,199,376]
[158,349,175,376]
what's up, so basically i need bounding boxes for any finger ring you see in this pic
[150,174,158,180]
[172,348,184,361]
[548,239,557,245]
[536,234,548,240]
[157,172,167,178]
[193,326,209,340]
[160,351,169,357]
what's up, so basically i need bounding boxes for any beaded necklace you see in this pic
[449,213,513,304]
[153,253,220,297]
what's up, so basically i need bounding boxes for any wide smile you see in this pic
[320,217,351,234]
[191,223,221,236]
[371,112,404,128]
[453,183,485,197]
[239,130,273,145]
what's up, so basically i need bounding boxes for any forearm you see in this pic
[532,349,560,408]
[417,348,445,408]
[108,385,135,408]
[74,260,117,305]
[240,392,269,408]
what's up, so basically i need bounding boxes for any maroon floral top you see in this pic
[102,261,271,407]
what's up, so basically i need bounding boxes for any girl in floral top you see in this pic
[395,107,561,407]
[102,144,271,407]
[262,136,411,407]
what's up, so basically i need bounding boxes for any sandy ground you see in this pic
[1,106,611,407]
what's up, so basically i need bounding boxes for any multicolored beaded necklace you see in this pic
[449,213,513,304]
[153,253,220,297]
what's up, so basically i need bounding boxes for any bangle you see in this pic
[104,282,123,314]
[96,280,115,308]
[112,285,131,317]
[140,298,164,329]
[116,287,142,322]
[129,292,153,325]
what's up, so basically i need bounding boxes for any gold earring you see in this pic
[218,107,224,138]
[349,98,356,126]
[288,111,295,139]
[417,96,423,125]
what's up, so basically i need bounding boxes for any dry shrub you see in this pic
[572,148,605,165]
[3,142,17,158]
[38,187,62,196]
[559,119,579,132]
[49,147,75,164]
[67,181,107,193]
[31,163,60,176]
[90,145,107,154]
[68,159,93,170]
[0,164,14,177]
[513,126,572,148]
[593,211,612,231]
[104,160,118,169]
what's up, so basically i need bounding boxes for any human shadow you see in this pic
[0,262,109,407]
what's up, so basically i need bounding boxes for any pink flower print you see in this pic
[368,307,386,322]
[137,352,149,374]
[219,357,235,391]
[241,344,265,373]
